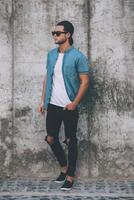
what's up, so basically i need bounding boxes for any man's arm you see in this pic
[38,74,47,114]
[65,74,89,110]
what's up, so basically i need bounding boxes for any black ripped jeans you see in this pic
[45,103,79,177]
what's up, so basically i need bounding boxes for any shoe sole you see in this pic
[54,180,65,183]
[60,187,72,191]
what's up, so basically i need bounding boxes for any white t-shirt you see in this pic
[50,53,72,107]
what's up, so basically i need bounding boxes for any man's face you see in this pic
[52,25,70,45]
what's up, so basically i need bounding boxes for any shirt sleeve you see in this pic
[77,54,91,74]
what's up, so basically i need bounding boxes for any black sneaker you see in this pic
[61,180,74,191]
[54,172,67,183]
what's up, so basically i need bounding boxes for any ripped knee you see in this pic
[45,135,54,145]
[63,138,70,145]
[63,137,77,146]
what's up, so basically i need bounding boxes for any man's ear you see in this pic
[66,32,71,39]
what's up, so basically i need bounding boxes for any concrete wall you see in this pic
[89,0,134,178]
[0,0,134,179]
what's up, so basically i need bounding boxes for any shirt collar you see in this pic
[56,45,74,54]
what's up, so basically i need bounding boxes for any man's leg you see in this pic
[63,108,79,182]
[45,104,68,170]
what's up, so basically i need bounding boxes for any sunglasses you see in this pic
[52,31,68,36]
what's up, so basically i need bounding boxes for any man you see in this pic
[38,21,90,190]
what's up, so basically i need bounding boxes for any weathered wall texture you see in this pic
[0,0,134,179]
[89,0,134,178]
[0,0,13,177]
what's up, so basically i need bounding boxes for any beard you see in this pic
[55,39,66,45]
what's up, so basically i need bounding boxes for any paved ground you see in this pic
[0,178,134,200]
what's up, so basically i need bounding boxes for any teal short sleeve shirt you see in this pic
[44,46,91,109]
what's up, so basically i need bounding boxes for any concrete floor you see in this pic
[0,178,134,199]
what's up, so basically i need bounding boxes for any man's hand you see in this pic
[38,102,45,115]
[64,102,77,111]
